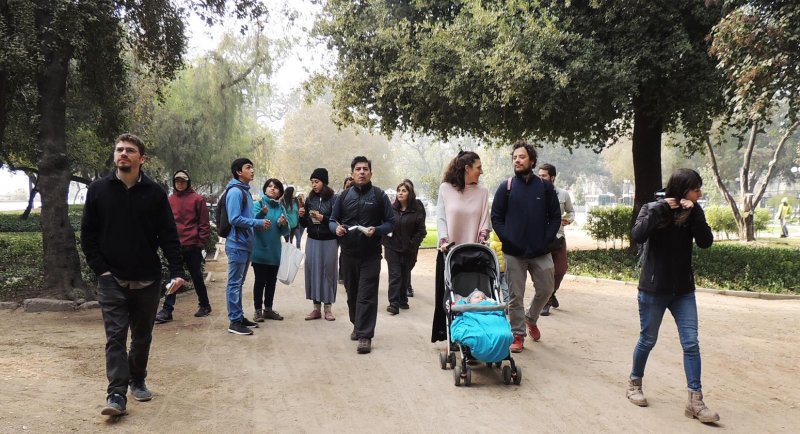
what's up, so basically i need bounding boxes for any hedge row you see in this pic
[0,206,83,232]
[570,243,800,294]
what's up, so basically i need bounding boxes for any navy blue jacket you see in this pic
[330,182,395,259]
[491,173,561,258]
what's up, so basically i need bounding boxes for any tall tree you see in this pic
[313,0,726,225]
[0,1,267,299]
[705,0,800,240]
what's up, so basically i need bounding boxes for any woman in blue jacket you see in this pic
[252,178,290,322]
[627,168,718,424]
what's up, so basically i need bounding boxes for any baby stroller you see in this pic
[438,243,521,386]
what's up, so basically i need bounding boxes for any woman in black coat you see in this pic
[383,180,426,315]
[626,168,718,424]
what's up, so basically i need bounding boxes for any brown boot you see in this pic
[685,390,719,423]
[323,304,335,321]
[626,378,648,407]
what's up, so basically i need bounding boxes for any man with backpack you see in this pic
[491,141,561,353]
[221,158,269,336]
[331,156,395,354]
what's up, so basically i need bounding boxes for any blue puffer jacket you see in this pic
[224,179,264,253]
[251,197,290,266]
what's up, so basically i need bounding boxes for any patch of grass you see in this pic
[570,242,800,294]
[0,205,83,232]
[421,227,438,249]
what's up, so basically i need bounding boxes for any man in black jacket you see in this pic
[330,156,395,354]
[81,133,186,417]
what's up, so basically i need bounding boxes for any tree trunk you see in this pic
[35,6,86,300]
[630,97,664,234]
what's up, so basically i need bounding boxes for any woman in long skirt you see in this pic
[300,168,338,321]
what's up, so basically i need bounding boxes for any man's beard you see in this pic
[514,165,532,176]
[117,164,132,173]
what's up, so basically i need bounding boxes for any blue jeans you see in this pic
[226,247,251,322]
[631,290,702,391]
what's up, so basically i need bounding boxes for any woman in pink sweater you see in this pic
[431,150,491,343]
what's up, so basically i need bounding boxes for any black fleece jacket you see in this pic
[631,200,713,294]
[80,172,185,281]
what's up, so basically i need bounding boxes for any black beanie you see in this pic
[310,168,329,185]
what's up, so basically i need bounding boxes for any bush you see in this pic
[705,205,771,239]
[569,243,800,294]
[584,206,632,248]
[0,205,83,233]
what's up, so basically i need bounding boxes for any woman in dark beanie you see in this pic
[300,168,339,321]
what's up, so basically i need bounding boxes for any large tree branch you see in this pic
[752,120,800,205]
[705,136,743,222]
[739,122,758,204]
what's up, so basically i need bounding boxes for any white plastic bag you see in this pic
[277,241,304,285]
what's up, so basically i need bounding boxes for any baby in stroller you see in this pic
[450,289,514,363]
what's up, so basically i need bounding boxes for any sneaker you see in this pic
[407,286,414,298]
[228,321,253,335]
[101,393,127,416]
[540,303,551,316]
[510,335,524,353]
[399,303,410,310]
[253,309,265,323]
[526,321,541,342]
[357,338,372,354]
[550,294,559,309]
[129,380,152,402]
[154,309,172,324]
[241,317,259,328]
[305,309,322,320]
[263,309,284,320]
[350,330,358,341]
[194,306,212,317]
[386,305,399,315]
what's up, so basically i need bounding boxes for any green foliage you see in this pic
[570,243,800,294]
[706,205,770,238]
[205,224,219,254]
[0,206,83,232]
[584,206,632,248]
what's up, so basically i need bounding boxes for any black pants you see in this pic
[431,250,447,342]
[97,276,161,397]
[252,263,279,311]
[387,260,411,308]
[162,247,210,312]
[341,254,381,339]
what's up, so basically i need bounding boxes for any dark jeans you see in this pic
[162,247,210,312]
[387,260,411,308]
[97,276,161,397]
[341,254,381,339]
[431,250,447,342]
[252,263,279,311]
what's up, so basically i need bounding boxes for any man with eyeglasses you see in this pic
[81,133,186,417]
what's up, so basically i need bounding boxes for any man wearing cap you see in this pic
[155,170,213,323]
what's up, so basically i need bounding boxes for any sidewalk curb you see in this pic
[563,274,800,300]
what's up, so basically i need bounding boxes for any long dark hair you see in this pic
[282,186,296,209]
[663,168,703,227]
[442,151,480,192]
[394,180,417,211]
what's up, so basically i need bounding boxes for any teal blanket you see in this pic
[450,300,513,362]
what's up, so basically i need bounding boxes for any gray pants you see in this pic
[506,253,555,336]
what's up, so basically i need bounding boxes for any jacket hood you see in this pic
[227,178,251,190]
[172,170,192,191]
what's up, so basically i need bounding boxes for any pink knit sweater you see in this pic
[436,182,490,245]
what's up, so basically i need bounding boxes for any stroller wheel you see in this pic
[448,352,457,369]
[512,366,522,385]
[464,367,472,387]
[439,352,448,370]
[453,366,462,387]
[502,365,512,385]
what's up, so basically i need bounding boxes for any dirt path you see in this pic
[1,247,799,433]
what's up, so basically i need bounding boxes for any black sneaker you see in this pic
[386,305,399,315]
[540,303,551,316]
[399,303,410,310]
[407,286,414,297]
[194,306,212,317]
[154,309,172,324]
[228,321,253,335]
[101,393,127,416]
[129,380,152,402]
[550,295,560,309]
[357,338,372,354]
[350,330,358,341]
[241,317,259,328]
